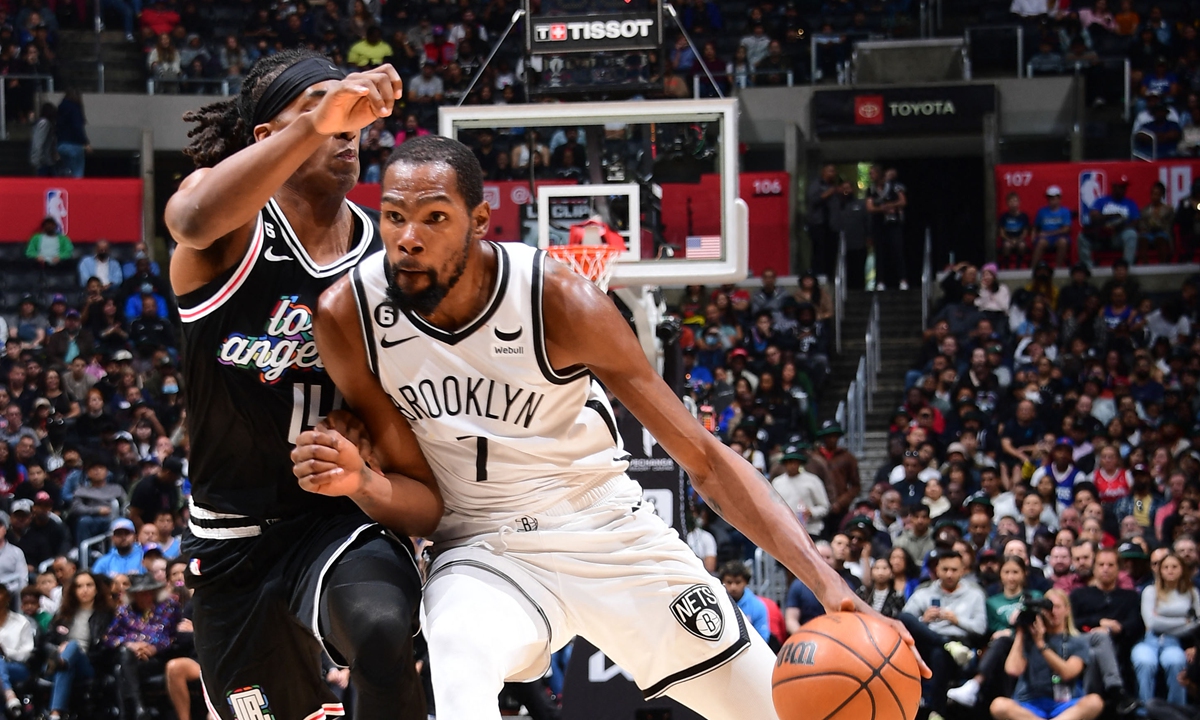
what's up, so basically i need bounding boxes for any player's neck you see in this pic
[274,185,353,262]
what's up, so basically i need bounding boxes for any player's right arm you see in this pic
[290,277,444,537]
[166,66,403,294]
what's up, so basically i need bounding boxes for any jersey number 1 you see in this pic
[288,382,344,443]
[457,435,489,482]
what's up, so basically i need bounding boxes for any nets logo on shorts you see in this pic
[227,686,272,720]
[669,584,724,640]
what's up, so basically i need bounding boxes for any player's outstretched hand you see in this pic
[310,64,403,137]
[292,427,368,498]
[835,597,933,679]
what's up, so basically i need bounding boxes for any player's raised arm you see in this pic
[290,276,443,537]
[540,260,930,677]
[166,65,402,251]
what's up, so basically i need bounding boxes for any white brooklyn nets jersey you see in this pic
[350,242,638,542]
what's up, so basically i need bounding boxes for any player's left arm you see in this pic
[291,278,444,537]
[542,262,929,675]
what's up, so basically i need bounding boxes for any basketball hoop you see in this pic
[547,217,626,293]
[547,244,624,293]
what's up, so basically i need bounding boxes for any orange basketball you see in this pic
[772,612,922,720]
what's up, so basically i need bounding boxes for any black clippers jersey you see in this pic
[179,199,381,520]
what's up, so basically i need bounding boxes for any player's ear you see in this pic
[252,121,273,144]
[470,200,491,240]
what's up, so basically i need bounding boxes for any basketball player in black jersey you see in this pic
[164,50,437,720]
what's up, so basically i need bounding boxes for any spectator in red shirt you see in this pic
[140,0,180,39]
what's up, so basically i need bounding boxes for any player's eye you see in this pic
[428,212,447,223]
[386,211,404,224]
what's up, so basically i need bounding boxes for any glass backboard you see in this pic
[438,99,748,288]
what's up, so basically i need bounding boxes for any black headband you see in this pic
[252,57,347,128]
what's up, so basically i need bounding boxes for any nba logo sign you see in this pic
[854,95,884,125]
[1078,170,1106,217]
[45,189,68,234]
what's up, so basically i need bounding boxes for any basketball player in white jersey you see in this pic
[292,136,930,719]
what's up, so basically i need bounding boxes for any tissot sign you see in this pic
[812,85,996,136]
[528,11,662,53]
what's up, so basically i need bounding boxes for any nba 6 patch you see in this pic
[669,584,725,640]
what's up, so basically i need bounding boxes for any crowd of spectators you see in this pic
[994,176,1200,271]
[0,234,206,720]
[742,257,1200,720]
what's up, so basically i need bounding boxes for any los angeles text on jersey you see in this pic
[217,296,323,383]
[390,375,544,429]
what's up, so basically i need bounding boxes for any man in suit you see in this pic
[1017,492,1053,545]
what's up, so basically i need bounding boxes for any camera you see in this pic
[1015,594,1055,627]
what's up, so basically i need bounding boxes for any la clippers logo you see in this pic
[669,584,724,640]
[227,686,272,720]
[855,95,884,125]
[1079,170,1107,217]
[217,296,324,383]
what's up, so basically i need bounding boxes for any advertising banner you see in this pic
[529,12,662,54]
[812,84,996,137]
[0,178,143,243]
[993,159,1200,237]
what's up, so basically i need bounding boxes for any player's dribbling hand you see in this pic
[291,427,369,498]
[836,597,933,680]
[309,64,403,137]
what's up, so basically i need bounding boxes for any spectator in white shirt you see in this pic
[771,446,831,537]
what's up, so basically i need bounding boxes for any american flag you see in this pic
[685,235,722,259]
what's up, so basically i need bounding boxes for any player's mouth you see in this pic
[335,149,357,162]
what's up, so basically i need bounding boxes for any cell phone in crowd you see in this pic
[931,598,941,608]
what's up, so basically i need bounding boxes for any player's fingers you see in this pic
[369,72,395,112]
[891,621,933,678]
[299,469,346,493]
[294,444,343,465]
[375,64,403,106]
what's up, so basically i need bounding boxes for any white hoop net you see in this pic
[546,244,624,293]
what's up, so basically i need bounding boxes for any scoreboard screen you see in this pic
[525,0,662,54]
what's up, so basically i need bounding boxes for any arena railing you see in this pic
[1131,128,1158,162]
[147,78,234,95]
[964,24,1025,78]
[834,233,846,355]
[835,293,879,459]
[918,0,943,38]
[920,227,932,331]
[752,547,788,606]
[693,67,798,97]
[0,73,55,141]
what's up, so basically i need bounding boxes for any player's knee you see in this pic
[989,696,1013,718]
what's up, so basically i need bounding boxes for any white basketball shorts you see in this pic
[423,478,751,699]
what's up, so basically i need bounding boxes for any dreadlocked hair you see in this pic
[181,49,331,169]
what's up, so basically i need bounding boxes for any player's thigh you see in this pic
[564,508,748,694]
[423,547,564,683]
[193,582,338,720]
[664,625,780,720]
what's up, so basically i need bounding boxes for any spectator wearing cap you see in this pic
[127,457,182,530]
[69,458,124,543]
[76,240,122,291]
[1033,185,1073,269]
[893,452,928,509]
[24,217,72,265]
[1080,176,1140,267]
[1032,437,1087,509]
[770,445,830,537]
[91,519,144,578]
[45,309,94,367]
[11,492,67,572]
[1118,540,1153,590]
[814,421,861,538]
[105,572,180,720]
[1114,463,1166,534]
[11,295,49,351]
